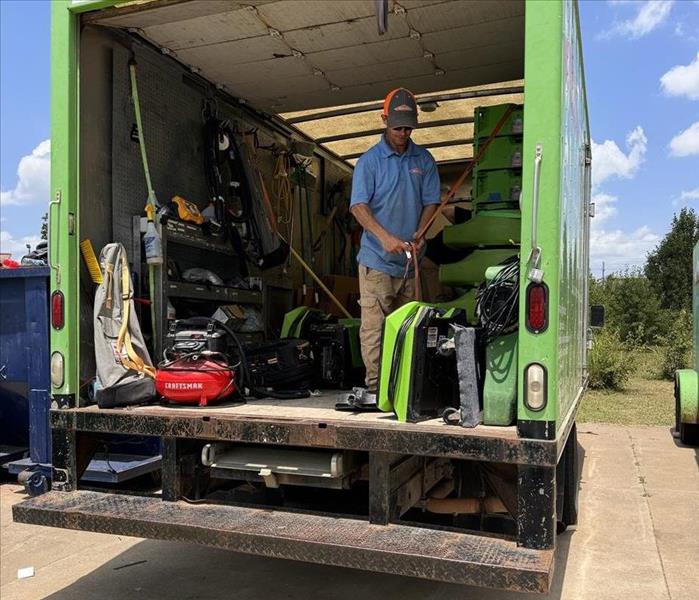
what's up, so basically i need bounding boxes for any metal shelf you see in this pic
[165,280,262,304]
[164,220,236,255]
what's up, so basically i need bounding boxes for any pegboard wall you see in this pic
[111,44,211,247]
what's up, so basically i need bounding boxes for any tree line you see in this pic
[588,208,698,388]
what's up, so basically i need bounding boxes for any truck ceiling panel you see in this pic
[87,1,275,28]
[261,65,522,114]
[287,85,524,165]
[143,8,271,49]
[92,0,525,112]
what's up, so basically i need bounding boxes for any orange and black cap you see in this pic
[383,88,418,129]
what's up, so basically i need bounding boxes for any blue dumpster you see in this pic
[1,266,160,495]
[0,267,51,481]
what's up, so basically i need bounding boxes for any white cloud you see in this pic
[669,121,699,156]
[592,192,618,225]
[0,139,51,208]
[660,52,699,100]
[680,187,699,202]
[591,126,647,187]
[601,0,674,39]
[0,230,42,259]
[589,225,660,272]
[588,127,658,272]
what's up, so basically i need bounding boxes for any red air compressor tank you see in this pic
[155,355,236,406]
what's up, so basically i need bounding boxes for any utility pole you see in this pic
[601,261,605,281]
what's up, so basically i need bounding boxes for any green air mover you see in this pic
[473,136,522,171]
[435,289,479,325]
[474,103,523,139]
[442,210,521,248]
[378,302,468,422]
[280,306,326,338]
[474,169,522,208]
[308,318,364,389]
[281,307,364,389]
[439,249,518,288]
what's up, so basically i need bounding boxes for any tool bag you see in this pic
[94,243,156,408]
[245,339,314,394]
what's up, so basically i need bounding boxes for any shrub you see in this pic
[590,270,664,345]
[587,328,634,390]
[658,309,694,379]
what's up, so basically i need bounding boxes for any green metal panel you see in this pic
[483,333,518,425]
[517,0,591,431]
[50,1,81,399]
[517,0,564,426]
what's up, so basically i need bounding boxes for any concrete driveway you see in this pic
[2,424,698,600]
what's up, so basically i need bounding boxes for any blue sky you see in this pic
[1,0,698,276]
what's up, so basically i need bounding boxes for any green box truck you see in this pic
[14,0,593,593]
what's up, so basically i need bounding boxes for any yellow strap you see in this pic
[105,264,114,309]
[115,252,155,379]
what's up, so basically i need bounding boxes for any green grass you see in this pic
[578,348,675,426]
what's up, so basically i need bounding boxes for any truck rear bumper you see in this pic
[13,490,553,593]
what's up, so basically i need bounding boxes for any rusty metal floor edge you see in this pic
[13,491,553,593]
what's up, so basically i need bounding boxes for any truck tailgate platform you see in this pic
[13,490,553,593]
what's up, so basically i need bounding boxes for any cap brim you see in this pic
[386,113,418,129]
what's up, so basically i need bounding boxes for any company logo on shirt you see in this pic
[409,167,423,175]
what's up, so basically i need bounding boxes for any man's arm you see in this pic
[412,153,442,251]
[351,203,408,254]
[412,204,439,251]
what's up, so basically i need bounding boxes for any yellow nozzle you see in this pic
[145,204,154,220]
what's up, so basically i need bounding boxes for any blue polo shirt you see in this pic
[350,136,441,277]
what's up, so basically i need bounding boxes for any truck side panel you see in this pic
[517,1,589,438]
[50,1,80,406]
[557,0,591,426]
[517,0,563,437]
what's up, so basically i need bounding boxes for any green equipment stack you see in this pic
[377,104,523,424]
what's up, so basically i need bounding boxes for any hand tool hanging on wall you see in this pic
[202,102,288,270]
[128,59,160,345]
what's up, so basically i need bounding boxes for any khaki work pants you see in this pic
[358,265,415,391]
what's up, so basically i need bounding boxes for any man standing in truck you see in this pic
[348,88,441,406]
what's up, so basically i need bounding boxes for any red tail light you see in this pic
[51,291,65,330]
[526,283,548,333]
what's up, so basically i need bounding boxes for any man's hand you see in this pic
[412,234,425,253]
[381,232,409,254]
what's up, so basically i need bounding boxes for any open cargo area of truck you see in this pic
[14,0,592,593]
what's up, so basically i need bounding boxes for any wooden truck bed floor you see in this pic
[50,392,561,466]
